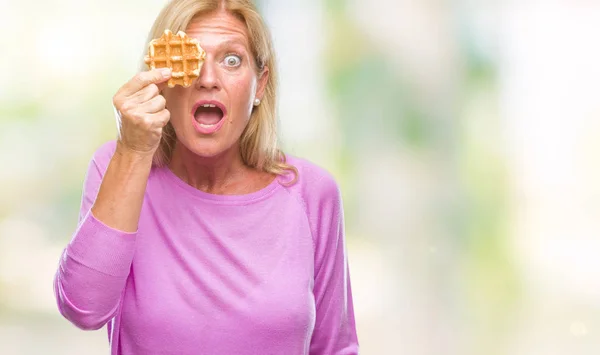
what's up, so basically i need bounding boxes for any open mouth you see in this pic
[191,100,227,134]
[194,103,224,127]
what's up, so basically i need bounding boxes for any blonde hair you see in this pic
[141,0,297,182]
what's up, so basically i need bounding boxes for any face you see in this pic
[162,11,269,159]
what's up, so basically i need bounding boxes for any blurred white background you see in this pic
[1,0,600,354]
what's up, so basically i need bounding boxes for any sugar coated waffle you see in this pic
[144,29,205,88]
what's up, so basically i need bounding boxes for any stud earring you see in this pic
[253,98,261,106]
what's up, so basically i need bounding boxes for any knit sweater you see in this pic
[53,140,359,354]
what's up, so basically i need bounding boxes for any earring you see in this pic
[253,98,261,106]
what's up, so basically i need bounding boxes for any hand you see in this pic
[112,68,172,155]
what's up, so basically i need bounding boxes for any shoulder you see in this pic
[92,140,118,162]
[89,140,118,173]
[283,155,344,252]
[283,154,342,207]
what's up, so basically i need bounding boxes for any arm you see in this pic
[54,69,170,330]
[53,142,153,330]
[309,178,359,354]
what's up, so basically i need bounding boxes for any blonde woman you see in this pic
[53,0,359,354]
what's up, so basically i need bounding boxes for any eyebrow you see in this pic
[216,39,248,50]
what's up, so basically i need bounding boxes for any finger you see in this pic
[149,109,171,127]
[121,68,172,97]
[134,83,161,103]
[156,80,172,93]
[139,95,167,114]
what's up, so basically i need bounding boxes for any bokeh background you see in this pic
[1,0,600,354]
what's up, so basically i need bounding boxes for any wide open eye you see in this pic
[224,54,242,67]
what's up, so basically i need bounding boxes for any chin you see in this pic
[172,120,242,161]
[184,137,234,160]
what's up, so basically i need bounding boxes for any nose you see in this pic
[194,56,220,91]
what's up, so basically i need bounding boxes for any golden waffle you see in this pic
[144,29,205,88]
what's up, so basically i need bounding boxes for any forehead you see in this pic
[185,11,250,49]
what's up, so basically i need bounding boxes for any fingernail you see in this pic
[160,68,171,77]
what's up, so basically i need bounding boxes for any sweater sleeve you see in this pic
[53,141,137,330]
[308,175,359,355]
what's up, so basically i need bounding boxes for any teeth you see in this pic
[201,104,216,108]
[199,123,217,127]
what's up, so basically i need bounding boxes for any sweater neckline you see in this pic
[157,165,282,204]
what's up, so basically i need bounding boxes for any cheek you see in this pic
[230,76,257,116]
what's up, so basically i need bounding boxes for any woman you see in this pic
[53,0,359,354]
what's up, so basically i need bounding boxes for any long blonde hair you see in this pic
[141,0,297,181]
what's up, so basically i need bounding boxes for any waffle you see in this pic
[144,29,205,88]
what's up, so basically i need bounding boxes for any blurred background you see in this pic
[1,0,600,354]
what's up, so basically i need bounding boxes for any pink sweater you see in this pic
[53,141,359,355]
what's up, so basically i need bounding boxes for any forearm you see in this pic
[91,142,154,233]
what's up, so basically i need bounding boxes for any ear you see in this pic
[255,65,269,101]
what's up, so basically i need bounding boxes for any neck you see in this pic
[168,141,248,194]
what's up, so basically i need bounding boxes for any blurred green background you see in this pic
[2,0,600,354]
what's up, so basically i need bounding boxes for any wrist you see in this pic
[115,141,156,164]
